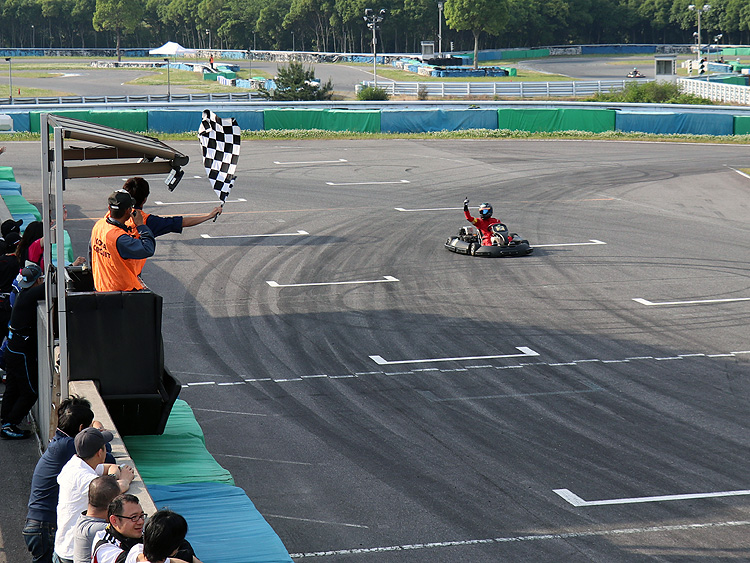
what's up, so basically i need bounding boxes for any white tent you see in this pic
[149,41,195,56]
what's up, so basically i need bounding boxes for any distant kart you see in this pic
[444,223,533,257]
[627,70,645,78]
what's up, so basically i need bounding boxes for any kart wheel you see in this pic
[469,243,478,256]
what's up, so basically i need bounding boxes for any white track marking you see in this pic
[267,275,398,288]
[214,453,315,466]
[532,240,606,247]
[273,158,348,165]
[201,230,308,239]
[327,180,409,186]
[634,296,750,306]
[153,198,246,205]
[369,346,539,366]
[288,520,750,558]
[266,514,368,528]
[395,206,463,212]
[554,487,750,507]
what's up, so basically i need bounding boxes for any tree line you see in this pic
[0,0,747,55]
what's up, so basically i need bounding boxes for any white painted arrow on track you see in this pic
[554,487,750,507]
[633,296,750,306]
[369,346,539,366]
[532,240,606,248]
[201,230,308,239]
[267,275,399,288]
[154,198,247,205]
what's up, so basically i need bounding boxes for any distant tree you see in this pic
[92,0,143,60]
[444,0,509,69]
[259,60,333,100]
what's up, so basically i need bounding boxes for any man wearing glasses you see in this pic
[91,494,147,563]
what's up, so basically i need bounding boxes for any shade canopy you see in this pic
[149,41,195,55]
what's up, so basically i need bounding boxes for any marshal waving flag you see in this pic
[198,109,241,205]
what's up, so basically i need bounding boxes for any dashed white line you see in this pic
[634,296,750,306]
[274,158,348,165]
[369,346,539,366]
[154,198,247,205]
[326,180,410,186]
[288,521,750,558]
[532,240,606,248]
[267,276,398,288]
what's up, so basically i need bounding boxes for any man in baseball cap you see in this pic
[89,189,156,292]
[55,427,134,563]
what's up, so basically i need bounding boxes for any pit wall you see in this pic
[5,107,750,136]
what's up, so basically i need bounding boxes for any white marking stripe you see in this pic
[634,296,750,306]
[532,240,606,247]
[274,159,347,165]
[369,346,539,366]
[201,230,308,239]
[395,206,463,212]
[288,521,750,558]
[153,198,247,205]
[327,180,410,186]
[554,487,750,507]
[267,275,399,288]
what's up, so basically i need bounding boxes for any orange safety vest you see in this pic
[90,218,146,292]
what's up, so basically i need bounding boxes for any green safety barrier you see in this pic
[498,108,616,133]
[123,399,234,486]
[0,166,15,182]
[722,48,750,56]
[2,194,42,220]
[734,115,750,135]
[203,71,236,81]
[264,109,380,132]
[29,110,149,133]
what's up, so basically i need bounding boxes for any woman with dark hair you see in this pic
[126,509,203,563]
[15,220,43,265]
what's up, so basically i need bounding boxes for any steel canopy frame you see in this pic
[40,113,188,415]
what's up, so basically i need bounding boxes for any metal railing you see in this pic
[360,80,643,98]
[0,91,261,105]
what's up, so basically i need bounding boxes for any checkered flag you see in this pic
[198,109,241,204]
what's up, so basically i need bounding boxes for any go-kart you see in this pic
[627,70,645,78]
[445,223,533,257]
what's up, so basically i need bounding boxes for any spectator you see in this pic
[126,509,204,563]
[15,220,44,265]
[0,231,21,326]
[72,475,121,563]
[54,427,134,563]
[0,218,22,255]
[91,494,146,563]
[24,396,98,563]
[27,206,86,270]
[90,190,155,292]
[0,263,45,439]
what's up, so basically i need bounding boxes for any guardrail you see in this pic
[361,79,644,98]
[0,91,262,105]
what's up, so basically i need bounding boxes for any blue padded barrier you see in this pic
[234,111,265,131]
[148,483,293,563]
[0,181,22,195]
[381,108,498,133]
[147,110,204,133]
[3,112,30,132]
[616,111,734,136]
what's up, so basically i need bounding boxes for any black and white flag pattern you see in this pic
[198,109,241,202]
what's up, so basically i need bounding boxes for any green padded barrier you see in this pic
[30,110,148,133]
[0,166,15,182]
[123,399,234,486]
[498,108,616,133]
[264,109,380,132]
[2,194,42,220]
[734,116,750,135]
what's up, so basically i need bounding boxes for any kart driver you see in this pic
[463,198,499,246]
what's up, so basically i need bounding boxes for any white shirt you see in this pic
[54,456,104,558]
[124,543,172,563]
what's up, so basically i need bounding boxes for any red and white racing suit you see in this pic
[464,209,500,246]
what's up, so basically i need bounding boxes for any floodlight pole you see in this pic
[364,9,386,88]
[164,58,171,101]
[437,2,443,58]
[5,58,11,103]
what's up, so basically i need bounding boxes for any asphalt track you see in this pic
[6,137,750,561]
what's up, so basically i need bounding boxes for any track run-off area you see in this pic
[9,137,750,561]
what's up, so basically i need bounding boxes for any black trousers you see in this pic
[0,342,38,426]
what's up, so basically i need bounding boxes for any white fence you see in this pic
[678,78,750,105]
[361,80,640,98]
